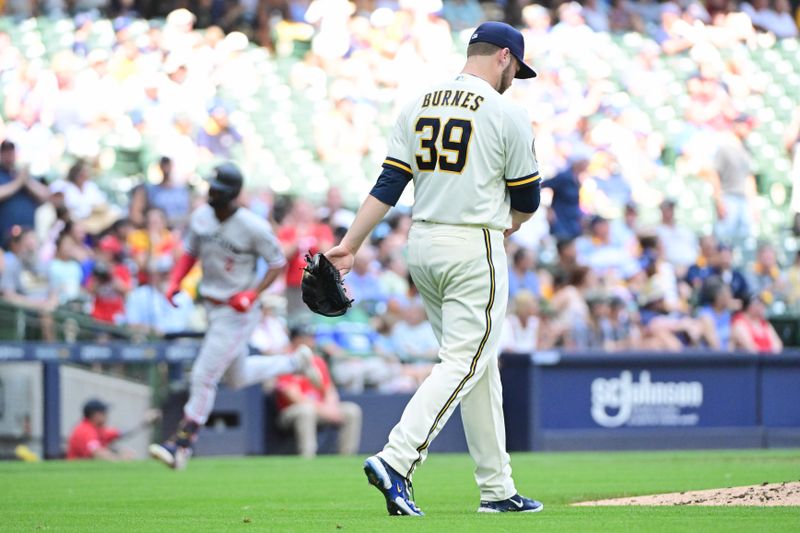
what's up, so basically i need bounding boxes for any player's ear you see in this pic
[501,48,512,68]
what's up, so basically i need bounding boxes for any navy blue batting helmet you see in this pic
[208,162,243,206]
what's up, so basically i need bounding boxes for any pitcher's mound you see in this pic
[573,481,800,507]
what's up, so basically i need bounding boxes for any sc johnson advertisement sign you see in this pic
[590,370,704,428]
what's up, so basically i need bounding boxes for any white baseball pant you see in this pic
[378,222,515,501]
[184,302,297,424]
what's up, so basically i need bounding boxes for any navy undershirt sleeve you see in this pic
[369,165,412,206]
[509,181,541,213]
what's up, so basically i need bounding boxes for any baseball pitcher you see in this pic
[326,22,543,515]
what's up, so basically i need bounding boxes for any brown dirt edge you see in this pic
[572,481,800,507]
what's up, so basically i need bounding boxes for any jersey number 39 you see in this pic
[415,117,473,174]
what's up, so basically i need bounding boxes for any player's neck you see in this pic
[461,64,500,93]
[214,205,238,222]
[461,69,498,91]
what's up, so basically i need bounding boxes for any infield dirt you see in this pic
[573,481,800,507]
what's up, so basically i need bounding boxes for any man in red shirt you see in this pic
[277,199,334,316]
[67,399,158,460]
[88,236,132,323]
[275,326,362,458]
[67,399,125,460]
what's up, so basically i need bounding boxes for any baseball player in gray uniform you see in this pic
[326,22,543,515]
[149,163,321,470]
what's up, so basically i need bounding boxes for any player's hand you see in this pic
[229,289,258,313]
[165,281,181,307]
[504,223,521,238]
[325,244,355,277]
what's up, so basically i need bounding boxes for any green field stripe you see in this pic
[1,450,798,532]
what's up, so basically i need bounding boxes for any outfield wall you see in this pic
[500,351,800,451]
[1,342,798,457]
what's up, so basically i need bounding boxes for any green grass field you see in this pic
[3,449,799,532]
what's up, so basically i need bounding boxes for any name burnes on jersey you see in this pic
[421,89,484,111]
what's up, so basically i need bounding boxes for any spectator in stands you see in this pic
[440,0,484,31]
[127,207,178,275]
[576,215,631,277]
[610,201,639,255]
[0,140,49,238]
[686,234,718,290]
[378,251,410,301]
[197,101,243,160]
[278,198,334,316]
[711,243,750,305]
[508,247,541,299]
[743,0,799,38]
[698,276,734,350]
[638,283,718,350]
[684,71,733,132]
[608,0,641,32]
[47,231,85,306]
[551,1,595,49]
[769,0,799,39]
[639,234,681,311]
[275,327,362,458]
[787,251,800,309]
[1,226,55,339]
[61,220,95,281]
[125,260,194,336]
[710,114,757,248]
[391,298,440,364]
[582,0,610,32]
[521,4,552,57]
[551,266,595,333]
[249,295,291,355]
[748,242,788,303]
[569,293,612,350]
[4,100,56,175]
[741,0,772,31]
[731,292,783,353]
[543,153,589,240]
[67,398,160,460]
[500,290,541,354]
[554,237,579,276]
[652,2,695,55]
[376,211,411,263]
[343,245,386,308]
[656,199,698,276]
[607,295,641,350]
[317,186,355,231]
[315,307,391,393]
[87,236,133,324]
[49,159,108,222]
[129,157,191,229]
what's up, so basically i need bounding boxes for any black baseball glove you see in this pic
[301,253,353,317]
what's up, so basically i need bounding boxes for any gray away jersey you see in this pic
[384,74,540,230]
[184,204,286,301]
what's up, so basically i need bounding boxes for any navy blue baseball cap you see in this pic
[469,21,537,79]
[83,398,109,418]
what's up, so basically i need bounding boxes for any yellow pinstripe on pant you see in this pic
[378,221,516,501]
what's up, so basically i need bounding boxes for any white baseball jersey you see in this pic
[184,204,286,301]
[384,74,540,230]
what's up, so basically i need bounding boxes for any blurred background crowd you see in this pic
[1,0,799,394]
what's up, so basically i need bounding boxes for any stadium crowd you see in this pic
[0,1,798,393]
